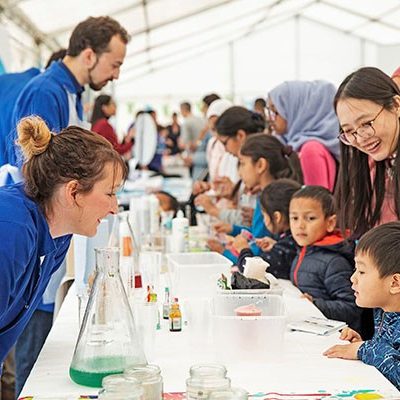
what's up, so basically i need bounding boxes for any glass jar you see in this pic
[125,364,163,400]
[98,374,144,399]
[186,364,231,400]
[209,387,248,399]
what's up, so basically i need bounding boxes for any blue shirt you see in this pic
[358,308,400,390]
[0,184,71,364]
[222,197,273,264]
[0,68,40,167]
[7,60,85,167]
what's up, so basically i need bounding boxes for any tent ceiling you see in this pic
[1,0,400,100]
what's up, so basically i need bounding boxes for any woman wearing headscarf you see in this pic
[268,80,340,192]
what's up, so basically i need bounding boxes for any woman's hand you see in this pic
[233,235,250,252]
[255,237,277,252]
[339,327,363,343]
[194,194,219,217]
[206,238,225,254]
[213,221,233,234]
[323,342,363,360]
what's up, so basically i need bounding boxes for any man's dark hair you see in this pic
[67,16,129,57]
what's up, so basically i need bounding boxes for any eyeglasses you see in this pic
[338,106,385,145]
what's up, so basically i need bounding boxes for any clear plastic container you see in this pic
[69,247,147,388]
[186,363,231,400]
[98,373,144,399]
[125,364,163,400]
[211,294,286,363]
[167,252,232,299]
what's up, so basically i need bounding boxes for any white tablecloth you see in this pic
[20,280,400,399]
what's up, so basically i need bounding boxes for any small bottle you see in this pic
[169,297,182,332]
[186,364,231,400]
[125,364,163,400]
[171,210,189,253]
[163,287,171,320]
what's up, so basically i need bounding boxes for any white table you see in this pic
[20,280,400,399]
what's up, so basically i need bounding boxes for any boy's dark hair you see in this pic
[67,16,129,57]
[356,222,400,278]
[180,102,191,112]
[292,185,335,218]
[254,98,266,108]
[260,179,302,230]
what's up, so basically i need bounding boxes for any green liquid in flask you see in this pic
[69,355,125,387]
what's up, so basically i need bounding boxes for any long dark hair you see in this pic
[91,94,112,126]
[215,106,265,137]
[334,67,400,237]
[240,133,303,184]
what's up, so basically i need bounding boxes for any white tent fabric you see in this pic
[1,0,400,126]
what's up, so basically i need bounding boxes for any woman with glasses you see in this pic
[268,80,340,192]
[335,67,400,237]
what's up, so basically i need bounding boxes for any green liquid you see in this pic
[69,356,125,388]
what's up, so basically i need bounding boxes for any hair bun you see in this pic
[17,116,53,160]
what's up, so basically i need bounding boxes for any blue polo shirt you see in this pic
[0,183,72,364]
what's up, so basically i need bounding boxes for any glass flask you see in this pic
[98,374,144,400]
[69,247,147,388]
[186,364,231,400]
[109,212,142,297]
[125,364,163,400]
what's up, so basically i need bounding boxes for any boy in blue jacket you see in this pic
[324,222,400,391]
[289,185,361,331]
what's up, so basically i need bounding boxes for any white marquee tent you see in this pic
[1,0,400,126]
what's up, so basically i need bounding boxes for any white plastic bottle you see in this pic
[149,194,160,235]
[171,210,189,253]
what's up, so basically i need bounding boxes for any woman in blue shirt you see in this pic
[0,116,127,366]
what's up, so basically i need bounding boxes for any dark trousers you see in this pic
[14,310,53,399]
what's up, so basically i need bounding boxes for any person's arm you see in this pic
[93,120,133,156]
[358,336,400,389]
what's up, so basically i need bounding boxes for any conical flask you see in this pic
[69,247,147,388]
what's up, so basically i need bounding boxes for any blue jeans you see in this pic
[14,310,53,398]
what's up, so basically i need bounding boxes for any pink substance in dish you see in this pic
[234,304,262,316]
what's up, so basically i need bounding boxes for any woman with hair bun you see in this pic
[0,116,127,365]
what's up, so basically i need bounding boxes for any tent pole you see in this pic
[229,41,235,103]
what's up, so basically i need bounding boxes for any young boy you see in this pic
[289,186,362,330]
[324,222,400,390]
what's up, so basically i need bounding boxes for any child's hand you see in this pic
[206,238,225,254]
[233,235,250,252]
[339,327,363,343]
[192,181,210,195]
[213,221,233,234]
[301,293,314,303]
[255,237,277,252]
[194,194,218,216]
[323,341,363,360]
